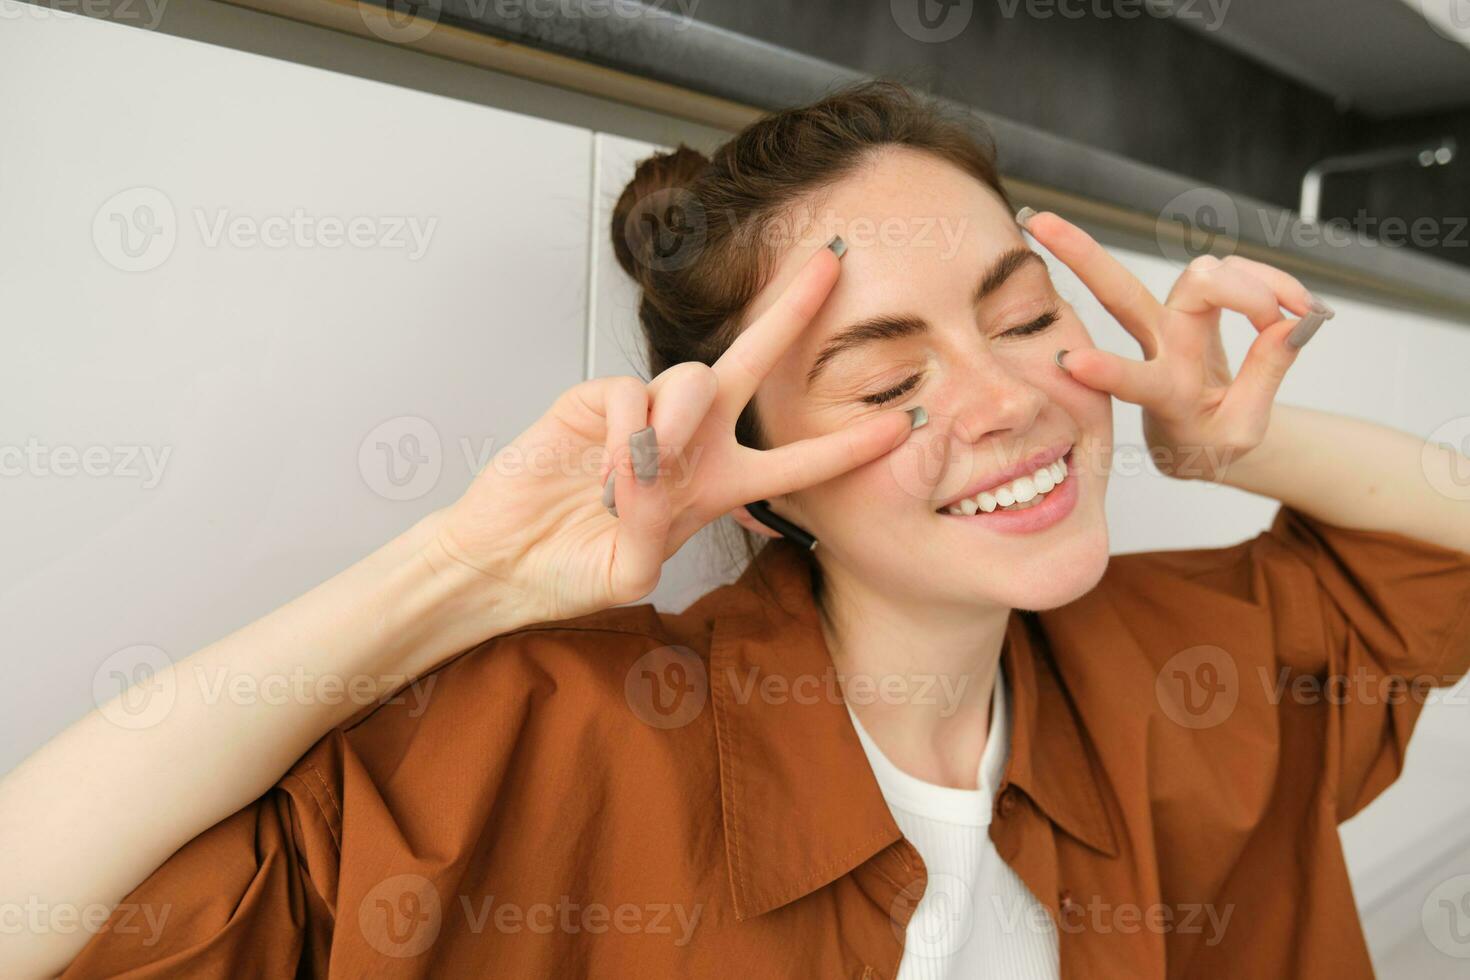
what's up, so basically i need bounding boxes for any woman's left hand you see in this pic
[1018,209,1334,480]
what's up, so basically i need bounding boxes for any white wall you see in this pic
[0,2,591,768]
[4,6,1469,975]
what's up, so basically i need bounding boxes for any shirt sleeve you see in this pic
[1247,504,1470,821]
[57,738,345,978]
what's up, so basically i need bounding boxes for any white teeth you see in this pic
[940,453,1071,516]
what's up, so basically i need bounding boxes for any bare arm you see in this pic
[1215,402,1470,555]
[0,240,914,979]
[0,508,524,979]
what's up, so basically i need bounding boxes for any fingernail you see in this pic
[630,425,660,485]
[906,405,928,429]
[1286,311,1326,349]
[1054,348,1070,370]
[602,471,618,516]
[1015,206,1038,229]
[827,235,848,259]
[1306,293,1335,319]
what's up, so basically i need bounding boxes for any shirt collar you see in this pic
[699,538,1120,920]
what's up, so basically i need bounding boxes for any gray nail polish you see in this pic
[1286,311,1327,349]
[1054,348,1070,370]
[827,235,847,259]
[1015,206,1038,229]
[602,471,617,516]
[631,425,660,485]
[907,406,928,429]
[1307,294,1335,319]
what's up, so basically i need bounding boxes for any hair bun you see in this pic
[611,144,711,282]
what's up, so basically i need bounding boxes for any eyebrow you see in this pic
[805,247,1047,390]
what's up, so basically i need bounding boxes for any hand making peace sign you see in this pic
[1017,208,1334,480]
[423,242,919,631]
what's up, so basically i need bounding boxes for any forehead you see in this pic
[740,147,1024,331]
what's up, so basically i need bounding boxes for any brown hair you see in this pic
[610,79,1013,602]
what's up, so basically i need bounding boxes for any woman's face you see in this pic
[737,147,1113,613]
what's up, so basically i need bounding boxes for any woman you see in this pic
[5,80,1470,980]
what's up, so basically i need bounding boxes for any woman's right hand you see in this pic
[422,244,920,630]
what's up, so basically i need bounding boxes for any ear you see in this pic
[728,503,782,540]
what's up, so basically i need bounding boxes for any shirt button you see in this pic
[997,786,1018,818]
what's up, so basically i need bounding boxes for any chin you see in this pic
[987,528,1111,612]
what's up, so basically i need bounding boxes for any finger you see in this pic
[1020,210,1163,356]
[599,376,650,514]
[1165,256,1288,332]
[710,242,841,420]
[1221,318,1300,423]
[644,361,719,466]
[1056,347,1170,407]
[1215,255,1318,318]
[734,407,919,503]
[606,425,674,604]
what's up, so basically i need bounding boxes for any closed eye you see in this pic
[858,307,1062,405]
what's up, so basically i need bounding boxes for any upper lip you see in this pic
[934,442,1074,511]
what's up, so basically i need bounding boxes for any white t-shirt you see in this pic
[846,666,1060,980]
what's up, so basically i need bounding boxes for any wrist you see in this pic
[376,511,532,679]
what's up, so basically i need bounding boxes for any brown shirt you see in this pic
[63,505,1470,979]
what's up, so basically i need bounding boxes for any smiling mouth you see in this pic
[935,448,1074,516]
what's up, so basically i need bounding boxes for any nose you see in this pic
[942,350,1048,448]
